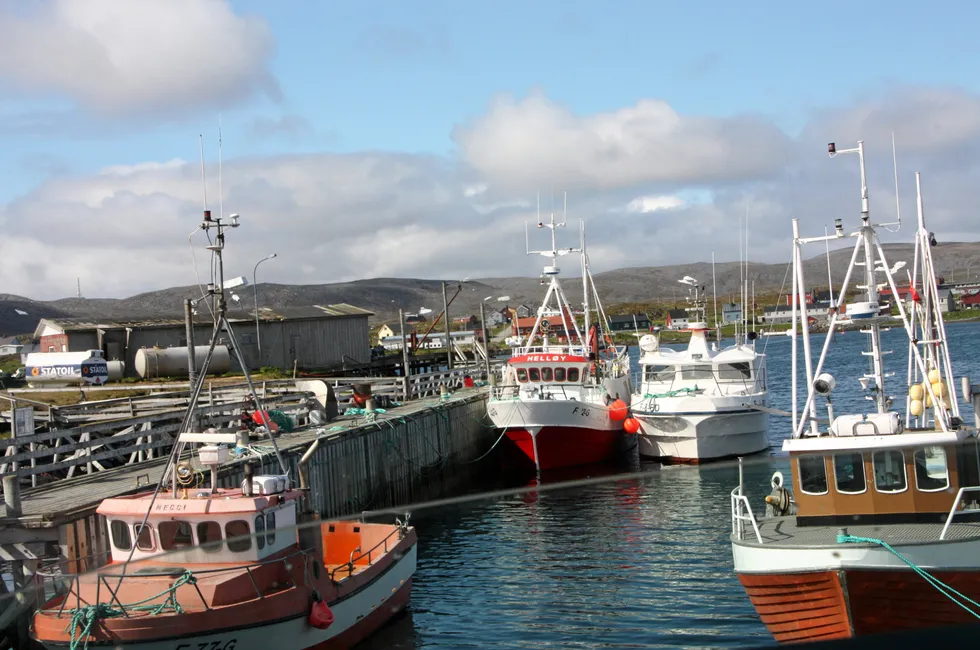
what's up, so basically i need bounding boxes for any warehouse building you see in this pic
[32,303,373,378]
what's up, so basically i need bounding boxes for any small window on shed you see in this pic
[134,524,155,551]
[541,367,553,382]
[914,446,950,492]
[266,511,276,546]
[567,368,580,382]
[833,453,867,494]
[873,450,908,493]
[516,368,528,382]
[196,521,223,553]
[159,521,194,551]
[225,520,252,552]
[798,456,828,495]
[110,520,132,551]
[554,367,566,382]
[528,368,540,382]
[254,515,266,550]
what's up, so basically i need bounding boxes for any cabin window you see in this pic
[159,521,194,551]
[516,368,528,383]
[643,365,674,382]
[567,368,580,382]
[833,453,867,494]
[528,368,540,382]
[196,521,223,553]
[266,511,276,546]
[716,362,752,381]
[554,368,567,382]
[254,515,266,550]
[225,520,252,552]
[798,456,828,495]
[873,450,907,493]
[680,365,712,380]
[914,447,949,492]
[134,524,154,551]
[541,367,553,382]
[110,520,132,551]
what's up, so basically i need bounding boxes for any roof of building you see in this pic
[34,303,373,338]
[667,309,688,319]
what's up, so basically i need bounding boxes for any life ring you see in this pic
[771,471,784,489]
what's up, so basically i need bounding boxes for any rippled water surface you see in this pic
[364,321,980,649]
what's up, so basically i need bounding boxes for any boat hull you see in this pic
[738,568,980,643]
[635,408,769,462]
[504,425,625,471]
[32,540,417,650]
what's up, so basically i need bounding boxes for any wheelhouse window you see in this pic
[541,367,553,382]
[833,453,867,494]
[798,455,828,495]
[716,362,752,381]
[873,450,908,493]
[914,447,949,492]
[567,368,580,382]
[554,368,566,382]
[266,511,276,546]
[680,365,712,380]
[159,521,194,551]
[197,521,223,553]
[643,365,674,382]
[134,524,154,551]
[254,515,266,550]
[110,520,132,551]
[516,368,528,382]
[225,520,252,552]
[528,368,540,382]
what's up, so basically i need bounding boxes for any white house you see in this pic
[0,337,23,356]
[485,310,506,327]
[665,309,690,330]
[721,302,741,324]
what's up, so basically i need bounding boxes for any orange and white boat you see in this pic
[30,209,417,650]
[730,141,980,643]
[488,209,632,471]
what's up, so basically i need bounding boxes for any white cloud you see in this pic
[2,86,980,301]
[453,91,792,192]
[623,195,685,214]
[0,0,278,116]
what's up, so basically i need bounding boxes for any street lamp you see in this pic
[253,253,277,363]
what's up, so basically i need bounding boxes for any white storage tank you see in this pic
[24,350,110,387]
[134,345,231,379]
[107,360,125,381]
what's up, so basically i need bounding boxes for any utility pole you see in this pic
[442,281,453,370]
[398,308,411,400]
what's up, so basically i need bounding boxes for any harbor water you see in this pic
[364,320,980,649]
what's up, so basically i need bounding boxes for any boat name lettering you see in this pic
[175,640,236,650]
[155,503,188,512]
[525,355,569,362]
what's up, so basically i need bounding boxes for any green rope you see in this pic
[643,386,699,399]
[67,570,197,650]
[837,534,980,619]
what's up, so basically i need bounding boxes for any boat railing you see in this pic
[939,486,980,540]
[328,521,408,582]
[34,547,319,618]
[511,345,587,357]
[730,487,764,544]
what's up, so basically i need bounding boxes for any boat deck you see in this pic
[1,388,487,524]
[736,515,980,548]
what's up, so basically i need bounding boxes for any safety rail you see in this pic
[328,522,408,582]
[730,487,764,544]
[34,548,317,619]
[940,486,980,540]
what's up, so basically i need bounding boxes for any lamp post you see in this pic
[253,253,277,364]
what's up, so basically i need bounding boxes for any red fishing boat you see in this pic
[487,207,633,471]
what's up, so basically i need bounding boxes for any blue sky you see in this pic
[2,0,980,298]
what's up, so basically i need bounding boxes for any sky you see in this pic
[2,0,980,300]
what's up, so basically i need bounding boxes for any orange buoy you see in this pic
[308,592,335,629]
[609,399,628,421]
[623,417,641,434]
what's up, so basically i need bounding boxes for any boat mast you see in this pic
[580,219,591,354]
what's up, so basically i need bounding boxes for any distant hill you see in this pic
[3,241,980,336]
